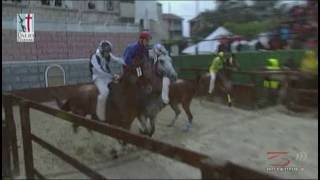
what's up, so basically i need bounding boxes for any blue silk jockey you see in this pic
[123,31,151,72]
[90,40,125,121]
[151,43,173,104]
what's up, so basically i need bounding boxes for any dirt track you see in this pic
[10,99,318,179]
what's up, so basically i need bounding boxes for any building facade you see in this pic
[161,13,183,40]
[134,1,168,44]
[2,0,140,91]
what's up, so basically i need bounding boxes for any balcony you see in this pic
[169,24,182,31]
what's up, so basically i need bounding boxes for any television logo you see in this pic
[266,151,307,172]
[17,13,34,42]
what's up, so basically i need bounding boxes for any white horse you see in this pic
[138,47,178,136]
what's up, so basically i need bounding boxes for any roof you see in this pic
[189,13,202,23]
[161,13,183,20]
[182,26,232,54]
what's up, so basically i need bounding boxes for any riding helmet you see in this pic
[99,40,112,54]
[139,31,152,40]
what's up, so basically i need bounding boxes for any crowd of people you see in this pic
[217,0,317,53]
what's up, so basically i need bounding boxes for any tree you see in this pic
[190,0,283,39]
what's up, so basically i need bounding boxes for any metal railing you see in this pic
[179,67,318,109]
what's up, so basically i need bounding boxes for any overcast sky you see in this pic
[158,1,217,37]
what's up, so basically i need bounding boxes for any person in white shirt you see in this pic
[89,40,125,121]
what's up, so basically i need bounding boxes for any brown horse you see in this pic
[53,55,154,134]
[198,54,239,106]
[139,54,239,136]
[138,75,202,135]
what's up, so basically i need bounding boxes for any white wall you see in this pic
[120,2,135,18]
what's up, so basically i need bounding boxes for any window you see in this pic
[41,0,50,5]
[55,0,62,7]
[107,0,113,11]
[139,19,144,31]
[120,17,134,23]
[88,1,95,9]
[45,65,66,87]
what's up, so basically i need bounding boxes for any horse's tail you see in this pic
[195,74,202,86]
[56,97,71,111]
[192,74,203,97]
[50,90,71,111]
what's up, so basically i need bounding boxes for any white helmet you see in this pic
[98,40,113,54]
[154,43,167,56]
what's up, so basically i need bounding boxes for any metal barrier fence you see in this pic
[179,67,318,110]
[173,50,306,82]
[2,93,276,179]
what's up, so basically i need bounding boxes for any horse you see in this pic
[53,55,154,134]
[198,54,240,107]
[138,54,240,136]
[138,75,202,136]
[135,52,178,135]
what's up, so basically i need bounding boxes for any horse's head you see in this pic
[154,54,178,81]
[122,55,153,94]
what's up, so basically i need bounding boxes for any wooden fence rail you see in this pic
[2,93,276,179]
[2,122,12,177]
[2,95,20,178]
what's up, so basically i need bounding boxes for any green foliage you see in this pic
[223,19,281,38]
[190,1,286,39]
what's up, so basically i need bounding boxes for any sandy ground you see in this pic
[7,99,318,179]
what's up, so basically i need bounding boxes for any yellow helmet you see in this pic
[268,58,279,67]
[218,51,224,57]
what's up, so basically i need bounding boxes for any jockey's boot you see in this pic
[96,95,107,121]
[227,94,232,107]
[162,96,169,104]
[162,77,170,104]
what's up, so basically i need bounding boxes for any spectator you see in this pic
[262,58,281,106]
[279,24,290,48]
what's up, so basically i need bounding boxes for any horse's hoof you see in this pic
[182,127,190,132]
[73,127,78,134]
[182,123,192,132]
[141,129,153,137]
[139,128,149,136]
[167,120,176,127]
[87,129,93,135]
[167,123,174,127]
[110,149,118,159]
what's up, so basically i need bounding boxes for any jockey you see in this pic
[300,50,318,75]
[208,51,225,94]
[152,43,168,60]
[262,58,281,105]
[90,40,125,121]
[263,58,281,89]
[123,31,151,68]
[152,43,174,104]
